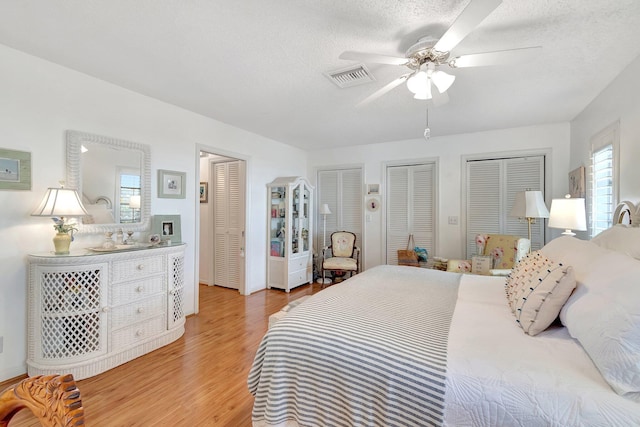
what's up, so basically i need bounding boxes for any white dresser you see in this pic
[27,244,186,380]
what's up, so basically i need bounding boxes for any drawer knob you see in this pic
[136,286,144,292]
[136,330,144,337]
[137,307,144,313]
[137,264,145,270]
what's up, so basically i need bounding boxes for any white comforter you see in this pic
[445,274,640,426]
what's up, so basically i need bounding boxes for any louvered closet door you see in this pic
[466,156,545,257]
[316,169,363,252]
[386,164,435,265]
[213,161,245,289]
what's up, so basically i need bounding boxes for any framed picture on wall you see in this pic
[0,148,31,190]
[199,182,208,203]
[569,166,585,198]
[152,214,182,243]
[158,169,186,199]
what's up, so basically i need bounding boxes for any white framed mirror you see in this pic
[66,130,151,234]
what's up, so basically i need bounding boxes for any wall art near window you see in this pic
[158,169,186,199]
[152,214,182,243]
[199,182,208,203]
[569,166,585,198]
[0,148,31,190]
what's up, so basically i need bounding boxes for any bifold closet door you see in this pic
[386,163,435,265]
[316,168,363,253]
[213,161,245,289]
[466,155,545,257]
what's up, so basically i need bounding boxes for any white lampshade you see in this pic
[406,70,429,95]
[510,190,549,219]
[548,195,587,236]
[430,70,456,93]
[31,187,88,218]
[320,203,332,215]
[129,195,141,209]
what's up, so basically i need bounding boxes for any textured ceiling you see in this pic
[1,1,639,150]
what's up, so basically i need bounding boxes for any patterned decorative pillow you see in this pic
[484,234,518,269]
[446,259,472,273]
[505,251,576,336]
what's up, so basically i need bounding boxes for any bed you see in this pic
[248,232,640,426]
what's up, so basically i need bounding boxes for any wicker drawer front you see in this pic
[112,256,164,283]
[111,294,165,330]
[111,276,164,306]
[112,315,166,350]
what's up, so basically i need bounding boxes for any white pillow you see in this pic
[591,225,640,260]
[505,251,575,336]
[541,236,640,400]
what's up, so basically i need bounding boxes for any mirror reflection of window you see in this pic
[119,170,141,223]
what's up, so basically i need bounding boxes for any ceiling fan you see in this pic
[339,0,540,106]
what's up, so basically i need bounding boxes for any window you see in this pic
[589,122,619,238]
[118,171,141,223]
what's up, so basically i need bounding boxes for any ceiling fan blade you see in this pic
[339,50,408,66]
[433,0,502,53]
[357,74,410,107]
[450,46,541,68]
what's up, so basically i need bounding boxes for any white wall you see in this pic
[307,123,571,268]
[0,44,306,381]
[570,54,640,205]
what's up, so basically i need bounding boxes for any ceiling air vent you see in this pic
[324,64,375,88]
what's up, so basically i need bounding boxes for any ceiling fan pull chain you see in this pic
[424,107,431,141]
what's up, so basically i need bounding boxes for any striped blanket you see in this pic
[248,265,461,427]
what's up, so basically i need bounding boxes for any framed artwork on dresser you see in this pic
[152,214,182,243]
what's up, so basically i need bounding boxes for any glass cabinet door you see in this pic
[292,184,300,254]
[269,185,286,257]
[301,184,310,252]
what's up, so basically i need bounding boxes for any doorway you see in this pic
[197,148,247,308]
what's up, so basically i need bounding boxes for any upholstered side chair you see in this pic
[321,231,360,287]
[476,233,530,274]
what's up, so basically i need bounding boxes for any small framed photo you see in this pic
[152,214,182,243]
[472,255,492,275]
[158,169,186,199]
[0,148,31,190]
[367,183,380,195]
[199,182,208,203]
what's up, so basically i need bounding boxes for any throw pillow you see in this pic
[446,259,472,273]
[505,251,576,336]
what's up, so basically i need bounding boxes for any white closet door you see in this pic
[466,156,545,257]
[386,163,435,265]
[316,169,363,251]
[213,161,245,289]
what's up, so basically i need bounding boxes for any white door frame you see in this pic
[194,144,251,314]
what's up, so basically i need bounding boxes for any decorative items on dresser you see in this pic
[27,244,186,380]
[267,177,314,292]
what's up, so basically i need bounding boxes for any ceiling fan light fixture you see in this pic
[406,70,429,94]
[431,70,456,93]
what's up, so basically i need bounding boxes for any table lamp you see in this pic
[548,194,587,236]
[31,184,88,254]
[510,190,549,242]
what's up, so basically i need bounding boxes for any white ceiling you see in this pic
[1,1,639,150]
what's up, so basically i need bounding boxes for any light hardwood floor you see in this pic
[1,283,323,426]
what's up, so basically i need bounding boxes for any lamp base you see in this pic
[561,229,576,236]
[316,278,332,285]
[53,232,72,255]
